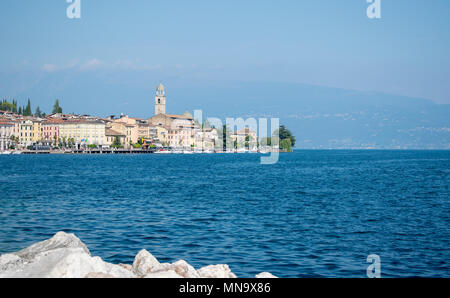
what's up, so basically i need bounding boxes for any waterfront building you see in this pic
[58,120,106,146]
[231,128,258,150]
[108,122,135,149]
[110,115,152,148]
[105,128,126,147]
[148,84,198,149]
[19,118,34,147]
[137,122,151,141]
[153,125,168,145]
[32,119,42,144]
[0,120,14,151]
[41,119,62,145]
[194,128,218,151]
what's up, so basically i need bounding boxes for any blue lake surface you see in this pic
[0,150,449,277]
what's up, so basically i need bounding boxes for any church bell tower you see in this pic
[155,83,166,115]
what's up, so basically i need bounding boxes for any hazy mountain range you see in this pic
[2,69,449,149]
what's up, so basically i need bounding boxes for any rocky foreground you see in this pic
[0,232,277,278]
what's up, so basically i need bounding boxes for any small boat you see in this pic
[1,151,12,155]
[155,149,171,154]
[183,150,194,154]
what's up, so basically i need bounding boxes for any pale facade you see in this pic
[32,119,42,144]
[58,120,106,145]
[153,125,168,144]
[105,128,126,147]
[19,119,34,147]
[0,121,14,151]
[148,84,198,149]
[231,128,258,149]
[41,120,61,145]
[194,128,218,151]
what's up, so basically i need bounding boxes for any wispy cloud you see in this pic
[79,58,102,70]
[41,60,80,73]
[42,64,58,72]
[40,58,169,73]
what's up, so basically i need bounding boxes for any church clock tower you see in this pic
[155,83,166,115]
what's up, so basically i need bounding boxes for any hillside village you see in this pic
[0,84,260,153]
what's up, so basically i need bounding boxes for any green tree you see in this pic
[112,136,122,148]
[271,125,296,151]
[276,125,296,147]
[52,99,63,114]
[280,138,293,152]
[35,106,42,117]
[24,99,32,116]
[245,135,251,148]
[0,99,17,112]
[216,124,233,151]
[260,137,271,146]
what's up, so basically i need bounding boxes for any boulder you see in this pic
[0,232,135,278]
[197,264,237,278]
[255,272,278,278]
[16,231,90,260]
[132,249,161,276]
[168,260,200,278]
[118,263,133,271]
[0,232,274,279]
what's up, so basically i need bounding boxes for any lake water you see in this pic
[0,150,449,277]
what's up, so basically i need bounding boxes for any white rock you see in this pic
[0,232,274,279]
[144,269,184,278]
[0,247,135,278]
[0,253,21,265]
[0,232,135,278]
[169,260,200,278]
[118,263,133,271]
[255,272,278,278]
[132,249,161,276]
[16,231,90,260]
[0,253,25,272]
[197,264,237,278]
[152,262,171,272]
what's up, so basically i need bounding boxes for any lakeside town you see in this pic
[0,84,295,154]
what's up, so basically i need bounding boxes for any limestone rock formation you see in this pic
[197,264,238,278]
[0,232,277,279]
[0,232,134,278]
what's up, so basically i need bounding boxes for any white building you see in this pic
[0,120,14,151]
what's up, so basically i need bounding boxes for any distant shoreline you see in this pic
[0,149,288,155]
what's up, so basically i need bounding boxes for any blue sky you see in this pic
[0,0,449,115]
